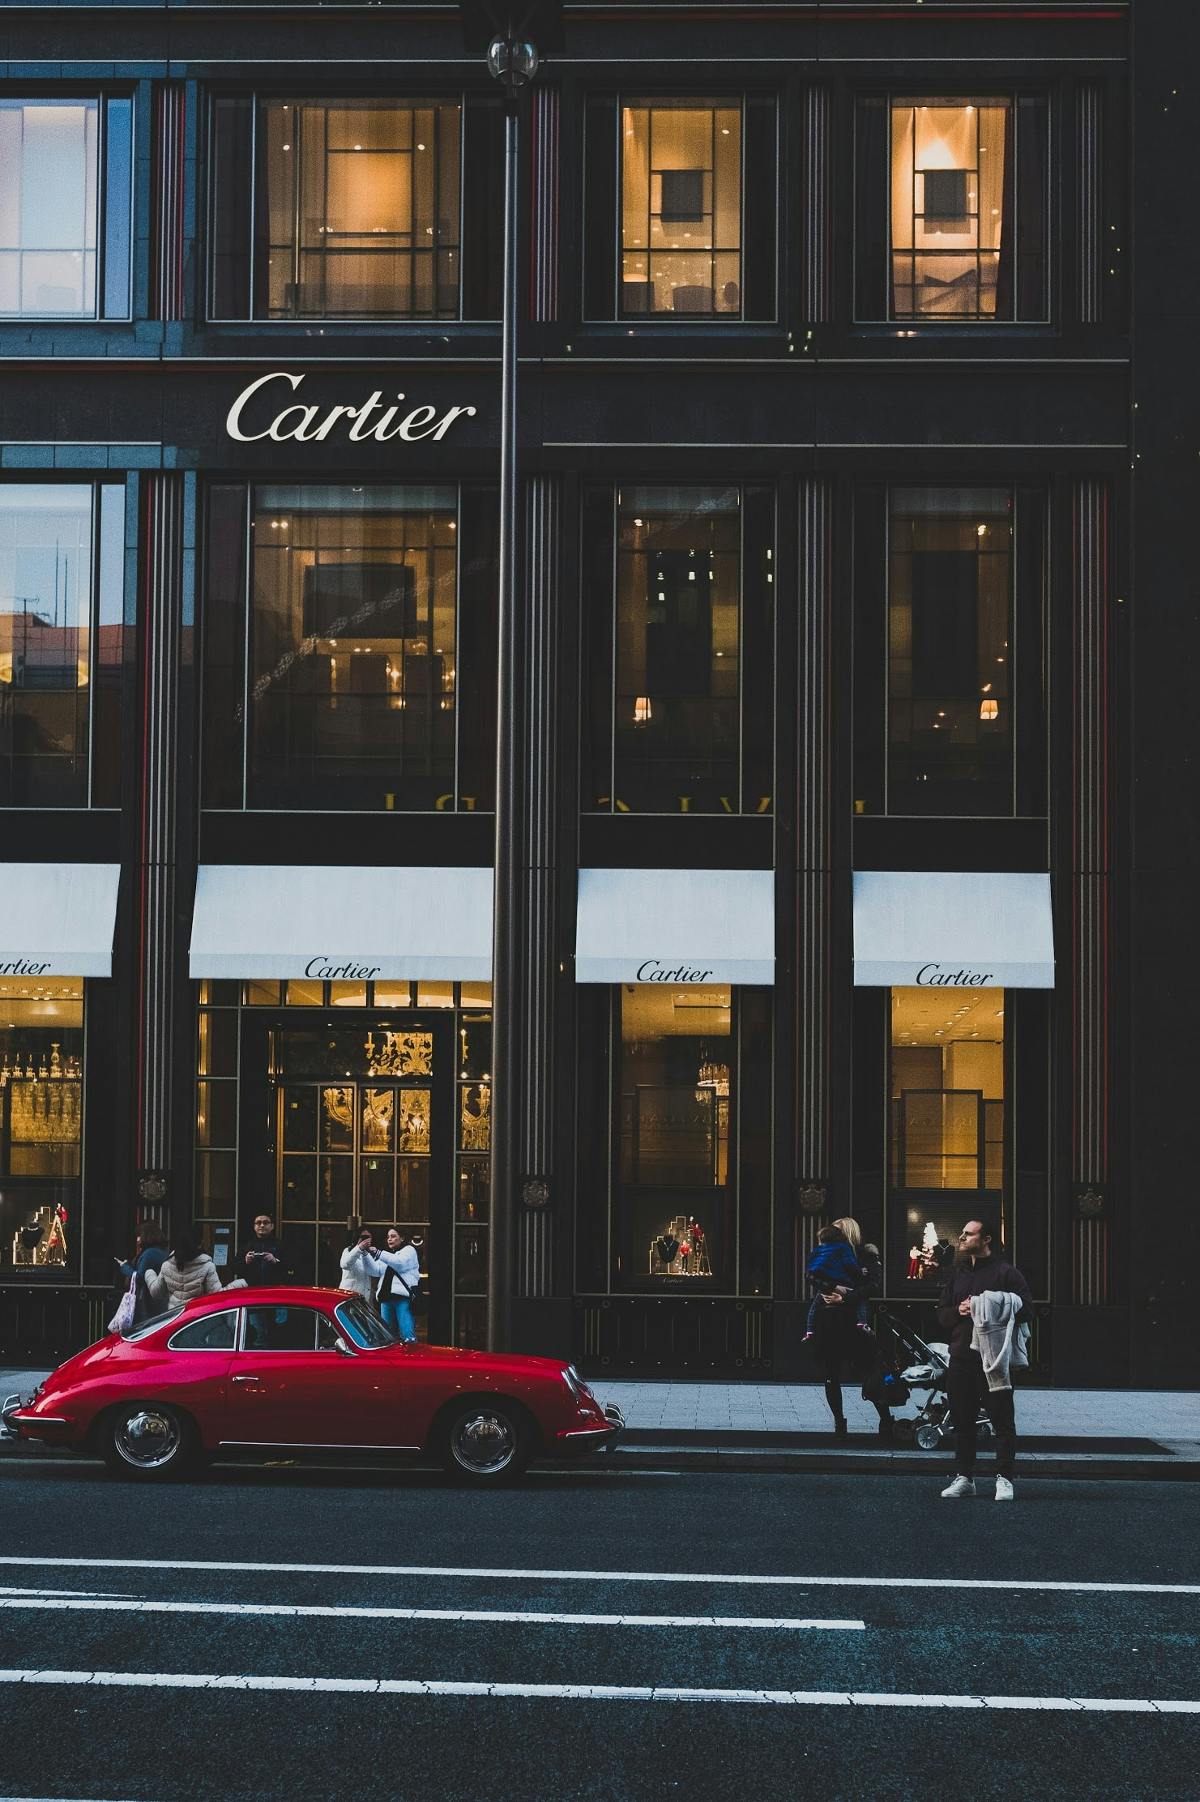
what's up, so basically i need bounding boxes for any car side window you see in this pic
[242,1306,329,1352]
[168,1311,238,1352]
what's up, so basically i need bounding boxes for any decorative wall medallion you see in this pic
[797,1182,827,1214]
[522,1177,551,1210]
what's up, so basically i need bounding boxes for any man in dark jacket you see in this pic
[936,1217,1032,1502]
[240,1213,289,1287]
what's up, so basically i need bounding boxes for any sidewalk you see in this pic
[5,1366,1195,1442]
[596,1379,1199,1444]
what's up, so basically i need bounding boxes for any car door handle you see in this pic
[231,1374,264,1385]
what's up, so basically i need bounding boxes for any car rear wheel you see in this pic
[102,1403,198,1480]
[441,1399,530,1485]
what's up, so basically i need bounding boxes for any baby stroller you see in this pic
[872,1307,995,1452]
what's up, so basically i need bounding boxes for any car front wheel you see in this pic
[441,1399,530,1485]
[102,1403,198,1480]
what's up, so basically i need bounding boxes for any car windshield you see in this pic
[335,1299,396,1349]
[121,1308,179,1342]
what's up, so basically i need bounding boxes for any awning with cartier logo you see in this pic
[574,868,775,985]
[188,864,493,981]
[0,862,121,978]
[852,870,1055,989]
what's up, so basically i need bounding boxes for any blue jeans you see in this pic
[381,1296,416,1343]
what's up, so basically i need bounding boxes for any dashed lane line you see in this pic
[0,1557,1197,1597]
[0,1670,1198,1712]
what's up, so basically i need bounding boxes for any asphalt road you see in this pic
[0,1459,1196,1802]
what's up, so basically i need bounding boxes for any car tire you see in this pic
[101,1402,198,1481]
[440,1398,531,1485]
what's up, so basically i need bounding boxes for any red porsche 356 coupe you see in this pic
[3,1286,622,1485]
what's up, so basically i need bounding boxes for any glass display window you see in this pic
[0,977,84,1278]
[0,97,132,320]
[855,92,1048,323]
[620,99,742,317]
[614,983,734,1290]
[0,482,126,808]
[210,96,462,320]
[887,487,1013,816]
[890,984,1005,1292]
[248,484,457,811]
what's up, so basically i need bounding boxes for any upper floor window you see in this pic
[0,482,126,807]
[202,482,499,813]
[584,94,777,322]
[0,97,132,320]
[583,484,774,815]
[855,94,1049,323]
[621,100,741,317]
[852,483,1047,820]
[209,95,503,321]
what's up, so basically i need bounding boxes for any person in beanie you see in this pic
[937,1217,1032,1502]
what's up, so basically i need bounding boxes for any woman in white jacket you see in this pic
[356,1228,420,1343]
[144,1233,223,1313]
[338,1225,376,1301]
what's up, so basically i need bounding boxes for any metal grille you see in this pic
[151,86,186,322]
[531,86,560,323]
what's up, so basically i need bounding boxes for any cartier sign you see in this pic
[225,371,478,445]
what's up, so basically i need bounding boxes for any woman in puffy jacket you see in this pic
[144,1232,223,1312]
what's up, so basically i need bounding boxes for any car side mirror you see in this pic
[334,1335,355,1357]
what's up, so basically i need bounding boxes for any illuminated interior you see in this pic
[263,101,461,318]
[891,985,1004,1193]
[620,100,741,315]
[0,100,98,317]
[0,977,83,1273]
[891,99,1008,318]
[249,485,458,809]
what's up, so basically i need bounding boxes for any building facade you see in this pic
[0,0,1186,1388]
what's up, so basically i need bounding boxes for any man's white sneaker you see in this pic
[995,1476,1015,1502]
[940,1475,976,1499]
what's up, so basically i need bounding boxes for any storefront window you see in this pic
[0,977,83,1279]
[614,984,734,1289]
[887,487,1013,816]
[0,482,126,807]
[0,97,132,320]
[585,485,774,814]
[855,94,1048,323]
[620,100,741,317]
[249,485,456,810]
[891,984,1004,1290]
[208,95,501,321]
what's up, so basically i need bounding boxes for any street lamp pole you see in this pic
[468,14,542,1350]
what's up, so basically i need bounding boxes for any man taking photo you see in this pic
[937,1217,1032,1502]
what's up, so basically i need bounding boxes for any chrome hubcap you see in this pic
[115,1408,180,1469]
[451,1409,516,1475]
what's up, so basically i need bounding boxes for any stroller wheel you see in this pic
[892,1417,916,1445]
[915,1422,942,1452]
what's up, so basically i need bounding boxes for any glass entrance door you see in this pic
[263,1017,448,1339]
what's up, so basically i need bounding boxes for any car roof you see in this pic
[177,1285,350,1315]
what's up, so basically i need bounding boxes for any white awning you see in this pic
[575,868,774,985]
[0,862,121,978]
[853,871,1055,989]
[189,865,493,981]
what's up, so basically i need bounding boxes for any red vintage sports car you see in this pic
[3,1286,622,1485]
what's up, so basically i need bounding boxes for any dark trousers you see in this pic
[818,1333,887,1429]
[947,1357,1017,1478]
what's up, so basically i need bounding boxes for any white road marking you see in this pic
[0,1597,863,1631]
[0,1557,1197,1597]
[0,1669,1197,1712]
